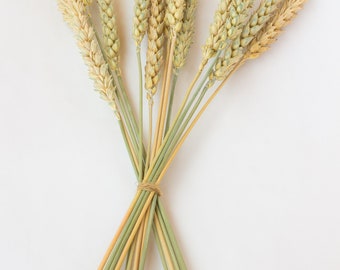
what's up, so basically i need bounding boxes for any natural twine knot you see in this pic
[138,183,162,196]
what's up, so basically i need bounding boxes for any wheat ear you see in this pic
[145,0,166,96]
[98,0,120,72]
[165,0,186,36]
[57,0,118,116]
[133,0,151,46]
[213,0,281,80]
[201,0,231,70]
[173,0,197,69]
[247,0,308,59]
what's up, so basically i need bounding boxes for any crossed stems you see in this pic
[89,12,243,270]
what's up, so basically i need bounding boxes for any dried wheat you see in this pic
[213,0,281,80]
[145,0,166,96]
[247,0,307,59]
[98,0,120,71]
[201,0,231,69]
[173,0,197,69]
[82,0,92,6]
[165,0,186,37]
[133,0,151,46]
[225,0,254,40]
[58,0,118,116]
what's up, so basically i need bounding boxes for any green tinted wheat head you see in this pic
[58,0,118,116]
[213,0,281,80]
[201,0,231,69]
[225,0,254,40]
[165,0,186,37]
[133,0,151,46]
[173,0,197,69]
[247,0,307,59]
[98,0,120,72]
[145,0,166,96]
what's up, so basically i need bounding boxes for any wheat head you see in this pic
[213,0,281,80]
[165,0,186,37]
[58,0,118,116]
[173,0,197,69]
[133,0,151,46]
[247,0,307,59]
[98,0,120,72]
[145,0,166,97]
[201,0,231,69]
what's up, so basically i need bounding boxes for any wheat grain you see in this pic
[133,0,151,46]
[173,0,197,69]
[247,0,307,59]
[98,0,120,71]
[58,0,118,116]
[145,0,166,96]
[213,0,281,80]
[82,0,92,6]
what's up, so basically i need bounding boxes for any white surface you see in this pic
[0,1,339,269]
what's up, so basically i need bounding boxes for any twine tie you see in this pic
[138,183,162,196]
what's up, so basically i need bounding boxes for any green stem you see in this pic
[125,236,136,270]
[118,120,139,178]
[104,79,209,267]
[103,61,219,268]
[157,202,187,270]
[164,71,179,134]
[116,74,143,161]
[155,206,180,270]
[153,224,169,270]
[154,82,213,182]
[137,47,144,181]
[138,196,158,270]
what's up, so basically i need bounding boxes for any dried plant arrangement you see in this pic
[57,0,307,269]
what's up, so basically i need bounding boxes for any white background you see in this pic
[1,1,339,269]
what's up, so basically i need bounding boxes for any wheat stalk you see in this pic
[247,0,307,59]
[57,1,308,269]
[98,0,120,72]
[57,0,118,117]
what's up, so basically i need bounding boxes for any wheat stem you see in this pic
[154,213,175,270]
[137,47,144,182]
[125,234,137,270]
[154,37,177,152]
[153,223,169,270]
[157,60,243,183]
[138,196,158,270]
[164,71,179,134]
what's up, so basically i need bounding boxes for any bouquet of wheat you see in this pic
[57,0,307,269]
